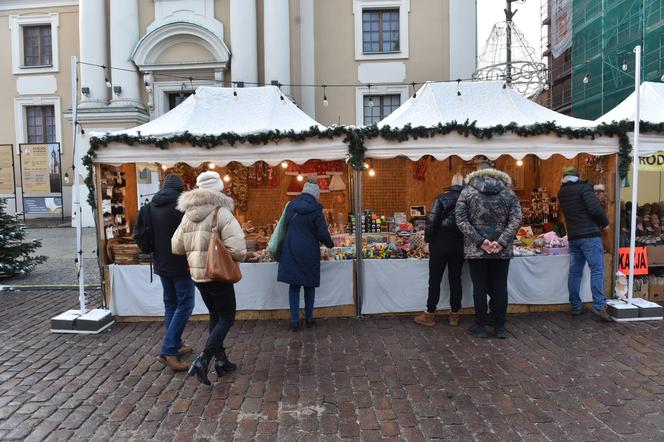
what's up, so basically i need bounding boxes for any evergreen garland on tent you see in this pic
[0,198,47,278]
[82,121,664,209]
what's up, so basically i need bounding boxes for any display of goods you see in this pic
[246,249,273,263]
[513,246,538,256]
[542,246,569,256]
[106,238,140,264]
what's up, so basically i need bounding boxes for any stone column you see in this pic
[230,0,258,85]
[79,0,109,107]
[109,0,143,108]
[264,0,291,95]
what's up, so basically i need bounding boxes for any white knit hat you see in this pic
[196,171,224,192]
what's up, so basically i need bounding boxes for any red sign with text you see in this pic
[618,247,649,275]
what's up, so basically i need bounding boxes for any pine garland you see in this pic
[83,121,664,209]
[0,198,47,278]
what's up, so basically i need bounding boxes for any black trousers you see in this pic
[196,281,236,357]
[468,259,510,328]
[427,233,464,313]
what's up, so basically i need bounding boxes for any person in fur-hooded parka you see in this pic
[171,187,246,282]
[455,167,522,260]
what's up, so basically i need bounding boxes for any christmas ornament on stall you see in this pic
[226,163,249,211]
[286,175,304,195]
[414,158,428,181]
[0,198,47,278]
[329,174,346,191]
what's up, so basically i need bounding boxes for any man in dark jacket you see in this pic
[277,177,334,331]
[414,174,465,327]
[146,174,195,370]
[455,163,522,339]
[558,166,611,321]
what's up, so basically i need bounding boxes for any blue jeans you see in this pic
[159,275,195,356]
[289,285,315,324]
[568,237,606,311]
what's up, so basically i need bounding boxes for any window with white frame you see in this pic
[9,13,59,74]
[353,0,410,60]
[355,85,408,126]
[26,106,56,143]
[362,9,400,53]
[23,25,52,67]
[363,94,401,125]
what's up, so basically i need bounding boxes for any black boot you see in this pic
[214,349,237,377]
[188,352,212,385]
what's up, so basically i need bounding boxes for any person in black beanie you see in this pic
[148,174,195,371]
[414,174,465,327]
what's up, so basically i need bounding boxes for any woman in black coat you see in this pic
[414,174,465,327]
[277,177,334,330]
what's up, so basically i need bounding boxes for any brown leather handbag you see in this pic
[205,208,242,284]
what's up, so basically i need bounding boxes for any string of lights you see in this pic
[77,60,550,91]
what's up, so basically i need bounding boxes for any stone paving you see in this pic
[1,290,664,441]
[1,227,100,288]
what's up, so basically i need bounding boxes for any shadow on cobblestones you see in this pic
[1,290,664,441]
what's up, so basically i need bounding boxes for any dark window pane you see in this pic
[362,8,399,54]
[26,105,55,143]
[22,25,52,66]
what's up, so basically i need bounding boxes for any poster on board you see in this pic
[0,145,15,195]
[24,196,62,214]
[20,143,61,194]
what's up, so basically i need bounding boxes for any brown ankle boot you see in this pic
[448,311,461,327]
[157,355,188,372]
[414,312,435,326]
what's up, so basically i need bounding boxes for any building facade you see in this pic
[541,0,664,119]
[0,0,477,221]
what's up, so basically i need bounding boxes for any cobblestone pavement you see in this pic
[1,291,664,441]
[1,227,100,288]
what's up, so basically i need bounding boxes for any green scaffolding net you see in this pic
[571,0,664,120]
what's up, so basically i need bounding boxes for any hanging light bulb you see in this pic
[363,162,369,170]
[457,79,462,97]
[583,73,590,84]
[144,81,152,93]
[368,168,376,177]
[208,162,216,170]
[660,73,664,82]
[281,161,289,169]
[296,174,304,182]
[622,59,628,71]
[516,159,523,167]
[322,85,329,107]
[105,77,112,88]
[64,172,70,184]
[161,164,168,171]
[368,96,374,108]
[223,174,231,183]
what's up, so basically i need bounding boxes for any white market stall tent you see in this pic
[367,81,618,160]
[92,86,349,167]
[357,81,620,314]
[89,86,354,319]
[595,81,664,157]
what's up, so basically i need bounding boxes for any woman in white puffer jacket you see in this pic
[172,171,246,385]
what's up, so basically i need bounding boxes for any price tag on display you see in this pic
[618,247,648,275]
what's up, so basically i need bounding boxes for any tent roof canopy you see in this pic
[91,86,347,166]
[106,85,325,138]
[378,81,596,129]
[595,82,664,157]
[367,81,617,161]
[595,82,664,124]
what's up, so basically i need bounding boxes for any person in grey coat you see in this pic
[455,163,522,339]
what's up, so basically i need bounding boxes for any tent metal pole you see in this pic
[354,168,363,318]
[71,55,87,315]
[627,45,641,304]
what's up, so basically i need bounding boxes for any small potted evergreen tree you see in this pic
[0,198,47,278]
